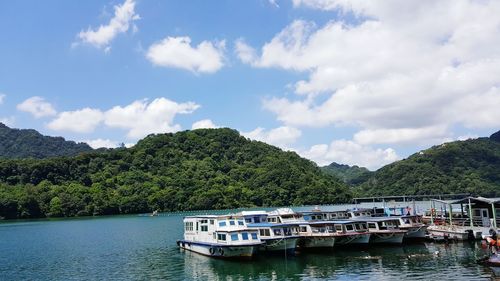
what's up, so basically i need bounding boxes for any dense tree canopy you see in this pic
[359,134,500,196]
[0,123,92,159]
[0,128,351,219]
[321,162,372,186]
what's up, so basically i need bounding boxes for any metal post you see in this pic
[449,203,453,226]
[430,200,434,225]
[492,203,497,229]
[468,198,473,227]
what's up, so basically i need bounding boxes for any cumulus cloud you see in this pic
[17,96,57,118]
[47,108,104,133]
[77,0,140,51]
[146,36,225,73]
[242,126,302,149]
[235,39,257,64]
[105,98,199,138]
[299,139,400,170]
[85,138,119,149]
[192,119,218,130]
[244,1,500,147]
[47,98,199,139]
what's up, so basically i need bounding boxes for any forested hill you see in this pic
[359,130,500,196]
[0,128,351,219]
[321,162,372,185]
[0,123,93,159]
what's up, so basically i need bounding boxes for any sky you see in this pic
[1,0,500,170]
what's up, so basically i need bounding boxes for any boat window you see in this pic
[259,229,270,236]
[231,233,239,241]
[219,221,226,227]
[473,209,481,217]
[201,225,208,232]
[356,224,366,230]
[184,222,194,231]
[245,218,252,223]
[331,214,337,217]
[251,233,258,240]
[346,225,354,231]
[200,219,208,224]
[368,223,377,229]
[217,233,226,241]
[230,220,235,226]
[283,228,292,236]
[254,217,261,223]
[238,221,244,226]
[335,225,343,232]
[242,233,249,240]
[273,228,282,236]
[210,220,214,225]
[300,226,307,233]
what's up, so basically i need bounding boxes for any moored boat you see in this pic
[355,217,407,244]
[178,215,262,259]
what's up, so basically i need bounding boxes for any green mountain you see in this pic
[0,128,350,219]
[0,123,93,159]
[359,131,500,196]
[321,162,372,185]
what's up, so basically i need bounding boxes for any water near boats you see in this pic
[1,211,499,281]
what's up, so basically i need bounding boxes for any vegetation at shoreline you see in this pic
[359,132,500,196]
[0,128,351,219]
[0,123,92,159]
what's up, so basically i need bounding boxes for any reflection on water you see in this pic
[182,243,493,281]
[0,214,498,280]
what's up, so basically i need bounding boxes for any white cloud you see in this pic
[192,119,218,130]
[242,126,301,149]
[244,1,500,147]
[235,39,257,64]
[269,0,280,8]
[104,98,200,139]
[77,0,140,51]
[0,94,5,104]
[17,96,57,118]
[353,126,449,145]
[47,108,104,133]
[146,36,225,73]
[46,98,199,138]
[299,139,400,170]
[0,116,15,127]
[85,138,119,149]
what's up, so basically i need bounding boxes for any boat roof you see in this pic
[247,222,303,228]
[239,210,268,216]
[432,196,500,205]
[351,217,399,222]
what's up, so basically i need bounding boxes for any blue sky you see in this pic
[1,0,500,170]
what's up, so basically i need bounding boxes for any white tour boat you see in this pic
[178,215,262,259]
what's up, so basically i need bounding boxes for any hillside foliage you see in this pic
[359,135,500,196]
[321,162,372,185]
[0,123,92,159]
[0,128,351,219]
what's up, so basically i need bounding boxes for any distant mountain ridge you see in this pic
[321,162,372,185]
[359,130,500,196]
[0,123,93,159]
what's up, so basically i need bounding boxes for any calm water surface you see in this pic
[0,212,498,280]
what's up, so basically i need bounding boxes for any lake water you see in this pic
[1,211,499,281]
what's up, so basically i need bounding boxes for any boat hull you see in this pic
[369,232,405,244]
[335,233,371,246]
[260,237,298,253]
[301,236,335,248]
[178,240,258,259]
[402,225,428,239]
[427,226,474,241]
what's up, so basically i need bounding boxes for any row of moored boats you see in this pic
[177,208,427,259]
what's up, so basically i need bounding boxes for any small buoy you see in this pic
[434,251,440,256]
